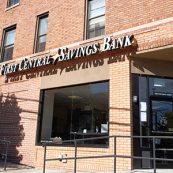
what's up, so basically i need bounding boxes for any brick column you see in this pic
[109,56,132,171]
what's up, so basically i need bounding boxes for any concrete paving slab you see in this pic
[1,168,173,173]
[1,162,173,173]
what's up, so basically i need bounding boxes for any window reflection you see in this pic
[40,81,109,146]
[149,78,173,96]
[2,26,16,62]
[152,100,173,132]
[35,13,48,53]
[87,0,105,39]
[7,0,19,8]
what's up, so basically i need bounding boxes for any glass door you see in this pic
[151,99,173,133]
[151,97,173,167]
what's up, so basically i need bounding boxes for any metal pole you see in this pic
[4,142,9,171]
[114,137,116,173]
[153,137,156,173]
[74,140,77,173]
[43,143,47,173]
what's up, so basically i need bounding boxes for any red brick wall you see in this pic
[0,0,173,60]
[0,0,173,170]
[0,0,85,59]
[0,76,41,165]
[106,0,173,34]
[33,56,132,172]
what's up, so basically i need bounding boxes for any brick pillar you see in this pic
[109,56,132,171]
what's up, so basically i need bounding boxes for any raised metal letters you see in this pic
[0,35,134,76]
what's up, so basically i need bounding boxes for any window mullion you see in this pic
[4,43,14,49]
[87,0,105,39]
[1,26,16,62]
[7,0,20,8]
[35,13,48,53]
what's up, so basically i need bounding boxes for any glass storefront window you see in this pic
[39,81,109,146]
[149,78,173,96]
[151,100,173,132]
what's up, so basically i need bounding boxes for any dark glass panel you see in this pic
[8,0,19,7]
[4,46,14,61]
[40,82,109,146]
[2,27,16,61]
[87,0,105,39]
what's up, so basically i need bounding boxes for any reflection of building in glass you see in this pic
[40,82,109,145]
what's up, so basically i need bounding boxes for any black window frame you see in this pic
[34,12,49,53]
[36,81,110,147]
[7,0,20,8]
[86,0,106,39]
[0,25,16,62]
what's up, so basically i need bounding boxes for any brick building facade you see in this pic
[0,0,173,171]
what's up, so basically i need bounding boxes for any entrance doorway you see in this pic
[132,75,173,169]
[151,97,173,168]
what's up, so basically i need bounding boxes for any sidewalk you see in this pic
[0,163,173,173]
[1,168,173,173]
[0,168,173,173]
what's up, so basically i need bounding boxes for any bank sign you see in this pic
[0,35,135,76]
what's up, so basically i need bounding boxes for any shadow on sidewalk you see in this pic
[0,161,34,172]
